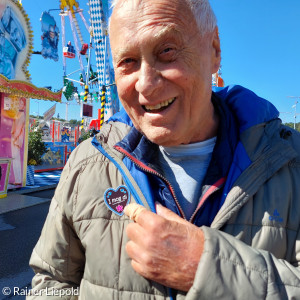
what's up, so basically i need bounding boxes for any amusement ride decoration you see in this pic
[58,0,119,129]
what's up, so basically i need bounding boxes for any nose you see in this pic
[135,61,162,97]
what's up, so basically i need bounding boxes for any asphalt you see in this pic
[0,170,61,215]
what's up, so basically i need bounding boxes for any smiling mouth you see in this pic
[142,97,176,113]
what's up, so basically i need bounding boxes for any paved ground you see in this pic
[0,171,61,216]
[0,192,54,299]
[19,188,56,199]
[0,171,59,299]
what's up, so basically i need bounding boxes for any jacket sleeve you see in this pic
[27,160,85,299]
[186,226,300,300]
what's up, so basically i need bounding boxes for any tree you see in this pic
[27,129,47,165]
[284,122,300,132]
[29,115,43,119]
[69,119,80,126]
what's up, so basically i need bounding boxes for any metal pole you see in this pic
[287,96,300,130]
[57,121,60,142]
[66,102,69,121]
[68,11,86,82]
[61,14,67,77]
[294,101,298,130]
[103,35,107,86]
[35,100,40,118]
[84,85,89,102]
[86,34,93,86]
[100,85,106,129]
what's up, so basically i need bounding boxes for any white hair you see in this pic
[109,0,217,35]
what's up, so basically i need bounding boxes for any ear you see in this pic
[211,27,221,74]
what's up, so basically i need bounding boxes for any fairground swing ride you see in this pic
[59,0,219,128]
[59,0,119,129]
[212,67,224,88]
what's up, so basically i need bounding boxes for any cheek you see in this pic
[116,72,137,96]
[162,60,198,87]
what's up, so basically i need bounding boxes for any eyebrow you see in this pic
[112,24,183,63]
[153,24,180,39]
[113,45,137,64]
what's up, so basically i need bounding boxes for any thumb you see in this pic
[155,202,187,225]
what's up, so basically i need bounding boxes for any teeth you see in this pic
[145,98,175,111]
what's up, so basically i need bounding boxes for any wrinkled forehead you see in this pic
[113,0,185,12]
[110,0,194,31]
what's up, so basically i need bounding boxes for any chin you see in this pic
[143,129,179,146]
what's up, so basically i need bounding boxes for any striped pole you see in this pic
[74,126,78,146]
[100,85,106,128]
[80,118,84,131]
[84,85,88,102]
[57,121,60,142]
[52,120,55,143]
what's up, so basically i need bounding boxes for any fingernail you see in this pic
[155,201,162,214]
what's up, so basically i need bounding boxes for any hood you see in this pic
[213,85,279,133]
[107,108,133,127]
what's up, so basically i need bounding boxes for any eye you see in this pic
[159,47,176,61]
[122,58,135,64]
[161,47,173,54]
[116,57,137,74]
[118,56,137,67]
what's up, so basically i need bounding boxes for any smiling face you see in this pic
[110,0,221,146]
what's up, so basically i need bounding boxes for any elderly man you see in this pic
[28,0,300,299]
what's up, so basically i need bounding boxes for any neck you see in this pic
[183,102,219,145]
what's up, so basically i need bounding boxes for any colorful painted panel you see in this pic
[0,0,32,81]
[36,142,75,171]
[0,93,28,187]
[41,143,65,169]
[40,11,59,62]
[61,127,70,142]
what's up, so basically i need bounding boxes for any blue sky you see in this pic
[23,0,300,123]
[210,0,300,124]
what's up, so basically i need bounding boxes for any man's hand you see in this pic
[124,203,204,291]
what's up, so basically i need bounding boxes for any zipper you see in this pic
[114,145,226,223]
[114,145,186,220]
[189,177,226,223]
[92,136,145,207]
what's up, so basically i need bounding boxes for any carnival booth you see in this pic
[0,0,61,197]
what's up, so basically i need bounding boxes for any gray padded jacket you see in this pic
[28,117,300,299]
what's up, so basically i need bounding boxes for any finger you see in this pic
[126,240,146,265]
[125,203,180,230]
[126,222,146,244]
[124,203,146,223]
[129,249,158,281]
[130,256,168,286]
[155,202,188,225]
[125,203,162,229]
[131,259,148,279]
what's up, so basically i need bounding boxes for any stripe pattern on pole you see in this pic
[80,117,84,131]
[89,0,115,120]
[84,85,88,102]
[100,85,106,128]
[89,0,106,87]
